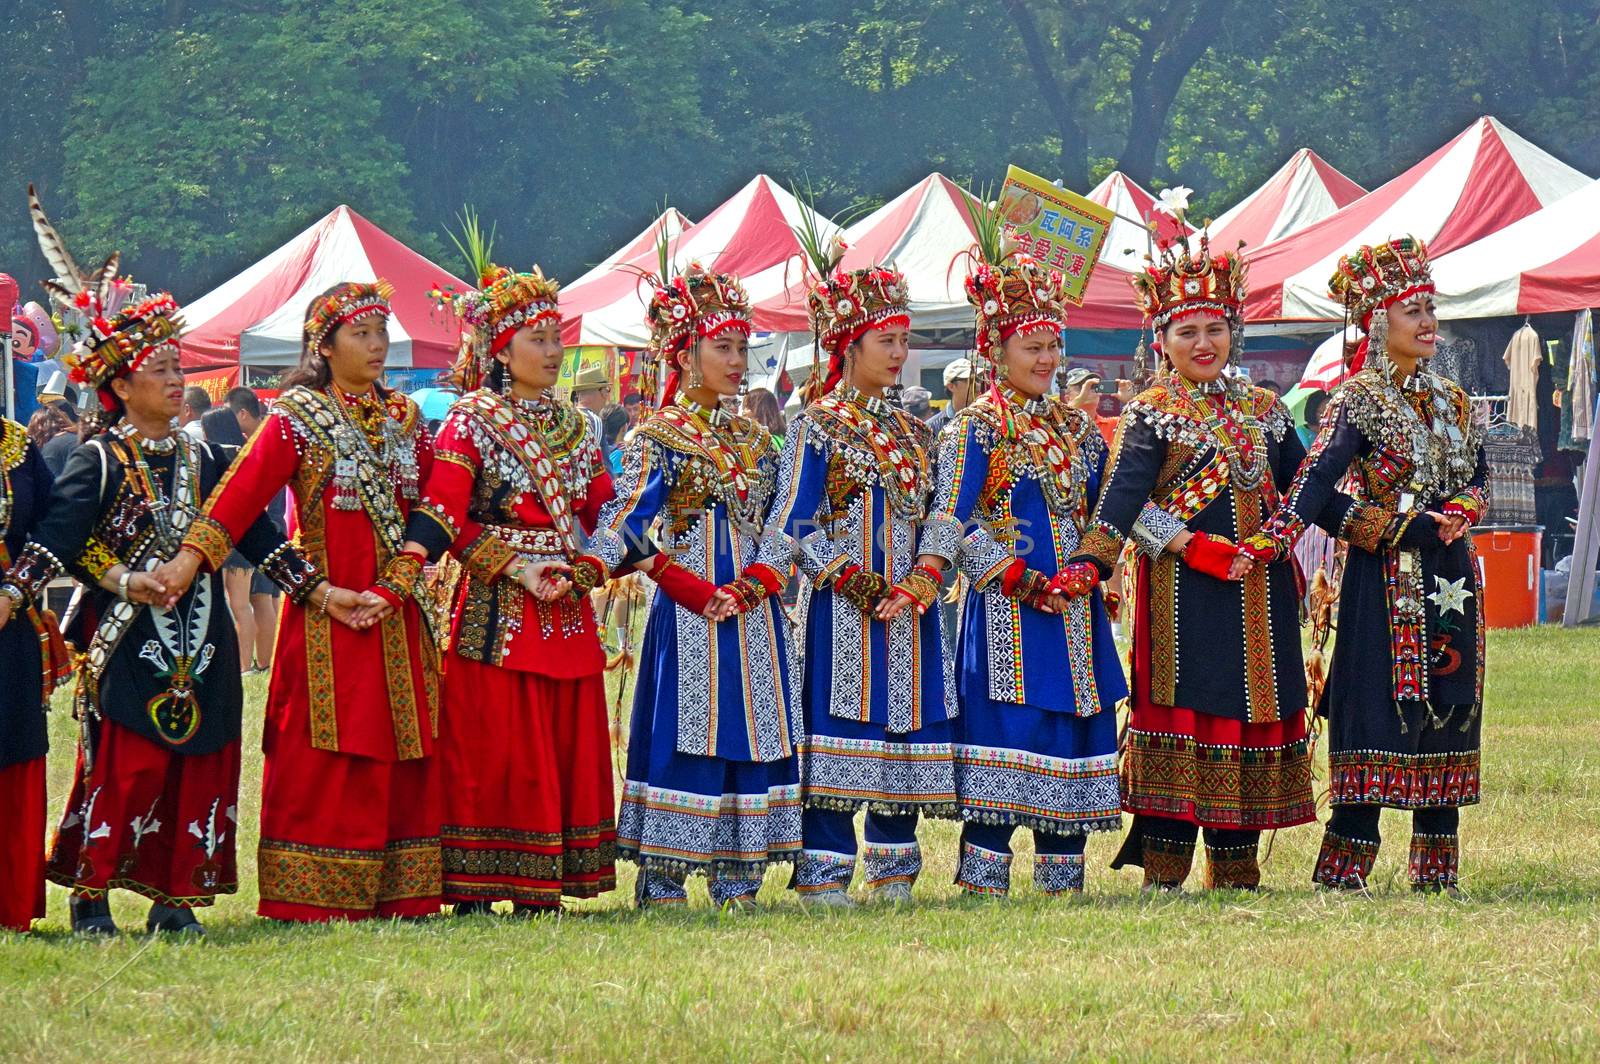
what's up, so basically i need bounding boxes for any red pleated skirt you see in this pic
[0,757,46,931]
[257,721,442,922]
[438,657,616,906]
[47,722,241,907]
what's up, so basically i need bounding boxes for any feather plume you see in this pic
[27,184,84,295]
[88,252,120,308]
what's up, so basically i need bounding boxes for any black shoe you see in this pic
[452,900,495,917]
[69,896,119,936]
[147,904,205,935]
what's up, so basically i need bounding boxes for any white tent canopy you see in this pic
[1432,179,1600,318]
[1210,148,1367,250]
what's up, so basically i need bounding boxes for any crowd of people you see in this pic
[0,193,1488,934]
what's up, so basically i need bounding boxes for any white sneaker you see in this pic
[868,881,913,905]
[801,889,855,910]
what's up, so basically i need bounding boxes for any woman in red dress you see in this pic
[399,263,616,914]
[167,281,444,921]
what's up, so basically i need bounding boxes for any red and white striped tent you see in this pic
[1209,148,1366,252]
[1432,179,1600,318]
[750,172,1148,353]
[179,205,468,372]
[1085,170,1190,273]
[560,207,693,304]
[558,175,835,348]
[1245,117,1590,323]
[748,173,979,335]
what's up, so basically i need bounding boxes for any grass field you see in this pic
[3,626,1598,1061]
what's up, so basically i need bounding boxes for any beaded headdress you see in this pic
[26,184,181,402]
[1128,192,1247,378]
[433,264,561,392]
[962,251,1070,387]
[1328,236,1434,376]
[65,292,186,391]
[303,280,393,357]
[639,261,752,407]
[797,230,911,400]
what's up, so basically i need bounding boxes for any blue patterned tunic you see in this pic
[757,385,958,814]
[920,389,1125,836]
[591,398,801,882]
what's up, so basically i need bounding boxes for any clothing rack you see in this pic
[1469,393,1509,428]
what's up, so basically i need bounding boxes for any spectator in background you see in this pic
[901,385,933,421]
[201,399,283,674]
[225,386,265,441]
[1063,367,1132,448]
[601,403,630,477]
[1257,378,1283,397]
[180,385,211,442]
[38,401,79,475]
[741,386,787,450]
[570,362,609,465]
[622,390,645,428]
[1299,389,1329,447]
[926,358,974,438]
[25,404,70,455]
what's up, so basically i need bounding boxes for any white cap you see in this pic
[942,358,974,386]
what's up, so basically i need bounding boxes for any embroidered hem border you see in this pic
[1327,749,1481,808]
[1120,728,1316,829]
[954,744,1123,834]
[258,837,442,911]
[47,871,236,909]
[442,824,618,902]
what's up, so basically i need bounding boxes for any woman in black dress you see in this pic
[1249,237,1487,894]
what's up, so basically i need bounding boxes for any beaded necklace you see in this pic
[110,422,199,553]
[995,386,1086,519]
[1173,374,1270,492]
[817,384,930,518]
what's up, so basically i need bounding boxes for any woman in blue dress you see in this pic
[916,246,1127,896]
[585,263,800,909]
[757,257,956,907]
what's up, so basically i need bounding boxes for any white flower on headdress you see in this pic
[837,298,855,315]
[1361,276,1377,291]
[1154,186,1193,218]
[1035,288,1049,300]
[1183,279,1202,295]
[982,300,999,316]
[672,304,689,319]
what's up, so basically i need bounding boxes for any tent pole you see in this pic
[1563,387,1600,627]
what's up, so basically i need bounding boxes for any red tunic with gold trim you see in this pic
[187,383,444,921]
[1073,376,1317,835]
[404,389,617,907]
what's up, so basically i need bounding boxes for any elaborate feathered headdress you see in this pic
[959,193,1070,386]
[793,207,911,401]
[430,207,562,392]
[1128,191,1247,377]
[27,184,184,400]
[1328,236,1433,375]
[638,261,751,408]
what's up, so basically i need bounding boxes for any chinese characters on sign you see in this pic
[997,165,1114,306]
